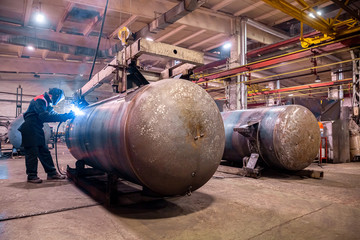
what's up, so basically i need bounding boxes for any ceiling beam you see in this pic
[83,11,104,36]
[273,16,293,25]
[234,1,264,16]
[108,15,138,39]
[156,25,187,42]
[0,34,111,58]
[254,9,283,22]
[331,0,360,22]
[0,56,105,75]
[246,18,289,39]
[211,0,236,11]
[0,24,117,50]
[172,29,206,46]
[255,1,299,22]
[203,41,227,52]
[188,33,225,49]
[23,0,33,26]
[135,0,202,39]
[68,0,232,35]
[56,2,74,32]
[246,25,283,45]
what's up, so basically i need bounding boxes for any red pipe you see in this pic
[193,58,228,74]
[197,42,346,83]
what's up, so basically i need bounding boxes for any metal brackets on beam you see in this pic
[76,38,204,98]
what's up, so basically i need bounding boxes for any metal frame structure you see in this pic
[76,38,204,98]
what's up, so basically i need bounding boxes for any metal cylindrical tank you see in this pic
[66,79,225,196]
[222,105,321,171]
[8,114,51,149]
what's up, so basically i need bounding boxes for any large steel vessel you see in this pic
[222,105,321,171]
[66,79,225,196]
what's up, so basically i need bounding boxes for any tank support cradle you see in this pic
[218,155,324,179]
[217,153,263,179]
[241,153,263,178]
[66,160,160,207]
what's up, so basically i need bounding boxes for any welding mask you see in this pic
[48,88,65,105]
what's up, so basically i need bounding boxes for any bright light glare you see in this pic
[309,13,315,18]
[288,94,294,96]
[71,105,85,116]
[146,37,154,41]
[223,42,232,49]
[317,11,322,16]
[26,45,35,51]
[35,12,45,23]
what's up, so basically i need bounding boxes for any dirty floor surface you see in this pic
[0,143,359,240]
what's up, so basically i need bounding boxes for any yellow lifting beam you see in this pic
[261,0,360,48]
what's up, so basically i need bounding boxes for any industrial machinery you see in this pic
[222,105,321,171]
[66,79,225,197]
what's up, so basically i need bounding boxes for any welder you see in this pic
[18,88,75,183]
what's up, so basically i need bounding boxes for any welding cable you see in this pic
[88,0,110,80]
[0,203,100,222]
[55,121,66,175]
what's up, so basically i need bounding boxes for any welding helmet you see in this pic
[48,88,65,105]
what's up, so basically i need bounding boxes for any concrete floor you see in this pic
[0,143,359,240]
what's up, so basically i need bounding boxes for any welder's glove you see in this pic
[65,110,76,120]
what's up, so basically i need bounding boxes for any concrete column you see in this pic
[350,50,360,120]
[225,18,247,111]
[225,20,240,111]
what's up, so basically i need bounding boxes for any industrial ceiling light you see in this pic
[315,75,321,83]
[223,42,232,49]
[288,93,294,96]
[146,37,154,41]
[35,12,45,23]
[34,1,46,24]
[308,12,316,18]
[317,11,322,16]
[26,45,35,51]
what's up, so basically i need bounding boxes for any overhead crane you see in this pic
[261,0,360,48]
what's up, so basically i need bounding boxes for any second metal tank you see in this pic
[222,105,321,171]
[66,79,225,196]
[8,114,51,149]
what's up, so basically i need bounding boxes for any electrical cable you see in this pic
[0,203,100,222]
[88,0,110,80]
[55,121,65,175]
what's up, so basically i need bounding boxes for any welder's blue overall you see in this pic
[18,93,70,179]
